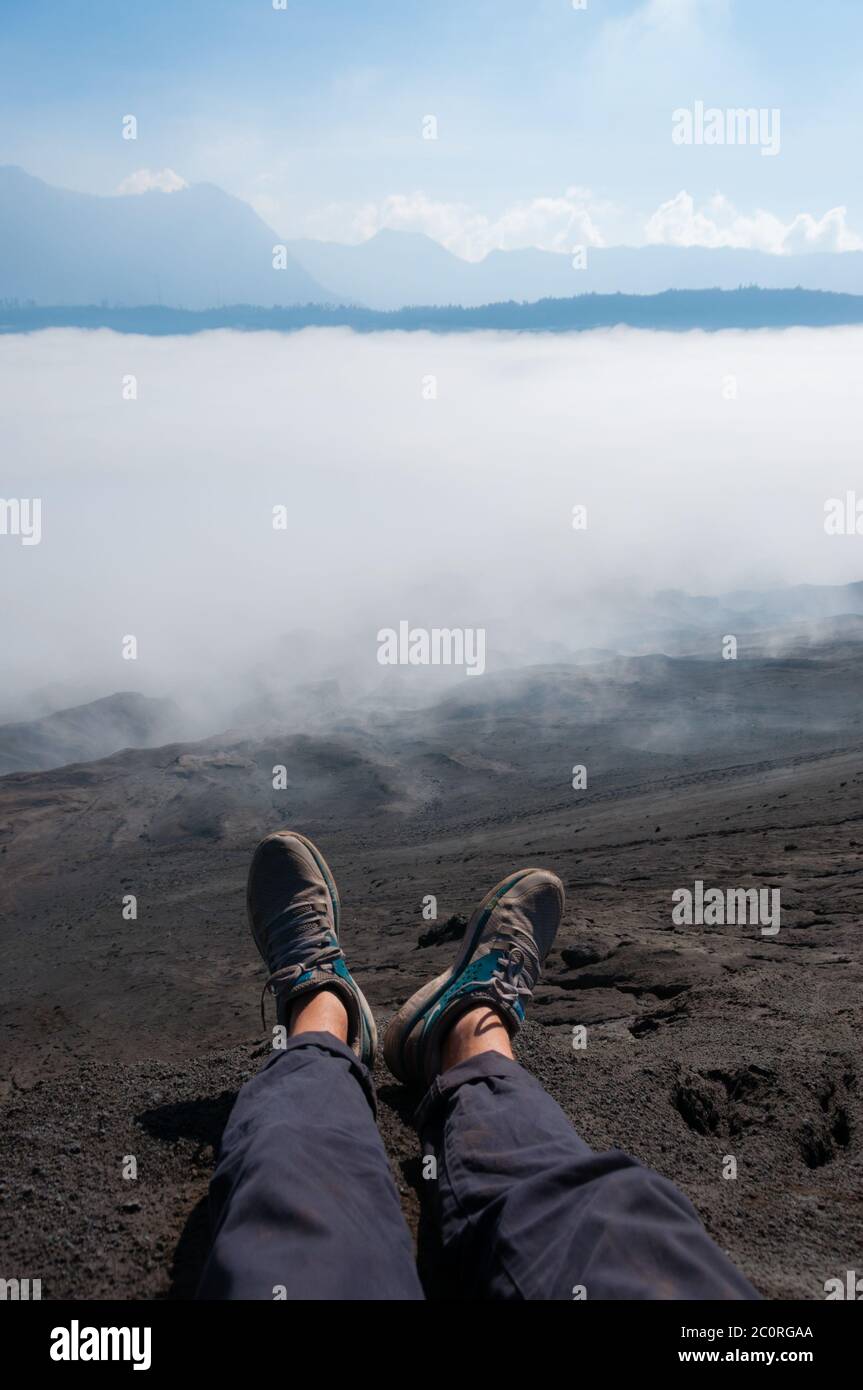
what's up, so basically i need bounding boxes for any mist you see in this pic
[2,324,861,727]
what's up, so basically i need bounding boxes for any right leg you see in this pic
[386,868,760,1301]
[418,1012,759,1300]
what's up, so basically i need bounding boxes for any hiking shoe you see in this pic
[248,830,376,1066]
[384,867,564,1084]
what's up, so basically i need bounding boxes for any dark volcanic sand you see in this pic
[0,652,861,1299]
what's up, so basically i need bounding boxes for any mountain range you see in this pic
[288,229,863,309]
[0,692,188,776]
[0,166,330,308]
[4,166,863,310]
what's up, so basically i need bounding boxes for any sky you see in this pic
[1,0,862,257]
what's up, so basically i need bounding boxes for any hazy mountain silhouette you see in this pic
[0,691,188,775]
[0,166,332,308]
[4,168,863,312]
[287,228,479,308]
[288,228,863,310]
[4,582,861,777]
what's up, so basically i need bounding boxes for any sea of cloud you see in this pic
[1,324,861,723]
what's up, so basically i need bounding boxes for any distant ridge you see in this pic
[5,168,863,312]
[0,692,187,776]
[0,165,332,308]
[289,227,863,309]
[3,287,863,335]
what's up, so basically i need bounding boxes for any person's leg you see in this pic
[198,1004,423,1299]
[418,1005,759,1300]
[385,868,760,1301]
[197,832,424,1301]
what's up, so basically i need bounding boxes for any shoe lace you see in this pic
[489,929,541,1012]
[259,903,343,1027]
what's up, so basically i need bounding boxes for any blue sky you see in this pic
[2,0,861,255]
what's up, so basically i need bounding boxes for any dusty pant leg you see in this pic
[197,1031,425,1300]
[417,1051,761,1301]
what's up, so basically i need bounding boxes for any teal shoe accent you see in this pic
[248,830,378,1067]
[384,867,564,1085]
[421,952,505,1036]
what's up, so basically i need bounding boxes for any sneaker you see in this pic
[384,867,564,1085]
[248,830,377,1066]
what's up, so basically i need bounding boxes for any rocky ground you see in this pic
[1,646,861,1299]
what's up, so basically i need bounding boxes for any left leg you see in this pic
[198,1023,423,1300]
[197,830,425,1301]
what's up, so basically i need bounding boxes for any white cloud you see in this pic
[301,188,608,262]
[2,325,861,706]
[645,191,863,254]
[620,0,723,36]
[116,168,188,196]
[261,181,862,261]
[592,0,729,67]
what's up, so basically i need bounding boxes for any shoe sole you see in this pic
[248,829,377,1064]
[383,867,540,1084]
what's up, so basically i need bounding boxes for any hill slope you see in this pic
[0,691,188,775]
[0,643,860,1298]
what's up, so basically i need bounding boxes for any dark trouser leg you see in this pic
[417,1051,761,1301]
[197,1031,425,1300]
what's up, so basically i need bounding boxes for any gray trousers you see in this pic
[196,1032,760,1301]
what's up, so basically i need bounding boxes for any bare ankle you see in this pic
[289,987,349,1043]
[440,1004,514,1073]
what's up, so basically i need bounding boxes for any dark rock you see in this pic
[418,914,467,949]
[560,944,605,969]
